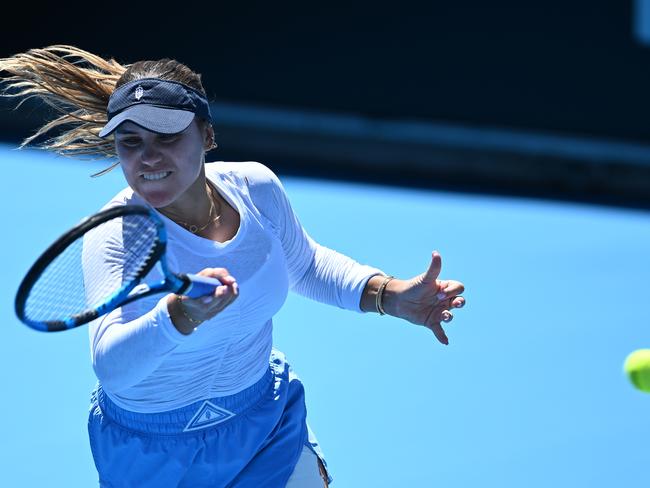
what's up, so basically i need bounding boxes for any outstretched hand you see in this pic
[384,251,465,345]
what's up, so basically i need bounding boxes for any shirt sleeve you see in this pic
[242,161,386,312]
[83,213,191,393]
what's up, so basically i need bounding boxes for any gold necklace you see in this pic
[160,183,222,234]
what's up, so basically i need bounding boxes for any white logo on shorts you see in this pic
[135,86,144,100]
[183,401,235,432]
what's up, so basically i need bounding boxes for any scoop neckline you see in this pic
[153,174,245,250]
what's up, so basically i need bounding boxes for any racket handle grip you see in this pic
[183,273,223,298]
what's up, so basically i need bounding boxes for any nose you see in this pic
[140,142,163,166]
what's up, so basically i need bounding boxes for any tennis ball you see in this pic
[624,349,650,392]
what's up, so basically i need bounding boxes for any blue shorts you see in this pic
[88,350,331,487]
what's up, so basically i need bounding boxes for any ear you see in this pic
[204,124,215,150]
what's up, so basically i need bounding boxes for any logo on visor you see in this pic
[134,86,144,101]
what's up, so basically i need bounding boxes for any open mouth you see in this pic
[141,171,172,181]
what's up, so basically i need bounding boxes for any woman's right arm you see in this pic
[84,222,237,392]
[83,226,188,392]
[89,295,187,392]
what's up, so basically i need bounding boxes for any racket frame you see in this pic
[15,205,189,332]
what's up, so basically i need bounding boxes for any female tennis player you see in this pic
[0,46,466,487]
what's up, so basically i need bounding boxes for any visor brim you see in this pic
[99,105,196,138]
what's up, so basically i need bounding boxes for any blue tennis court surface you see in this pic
[2,144,650,487]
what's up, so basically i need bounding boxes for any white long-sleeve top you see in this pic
[87,161,384,413]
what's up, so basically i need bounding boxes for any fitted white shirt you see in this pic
[87,161,384,413]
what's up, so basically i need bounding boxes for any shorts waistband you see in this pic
[94,367,274,435]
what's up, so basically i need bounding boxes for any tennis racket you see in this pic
[15,205,222,332]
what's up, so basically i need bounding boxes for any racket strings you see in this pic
[23,213,160,323]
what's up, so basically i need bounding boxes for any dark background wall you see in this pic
[3,1,650,207]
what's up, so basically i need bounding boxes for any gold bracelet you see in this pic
[376,275,395,316]
[177,296,203,325]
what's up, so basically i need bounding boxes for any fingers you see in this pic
[423,309,455,345]
[451,296,465,309]
[422,251,442,284]
[437,280,464,301]
[425,296,463,345]
[427,321,449,345]
[184,267,239,321]
[197,267,231,282]
[436,278,465,315]
[201,283,238,309]
[416,252,465,346]
[441,310,453,322]
[196,267,239,301]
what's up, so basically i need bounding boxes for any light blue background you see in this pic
[1,145,650,487]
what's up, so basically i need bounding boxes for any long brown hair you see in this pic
[0,45,215,176]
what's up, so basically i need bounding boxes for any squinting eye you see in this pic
[118,138,140,147]
[159,134,178,143]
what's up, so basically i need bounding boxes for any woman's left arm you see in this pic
[359,251,465,345]
[242,162,465,338]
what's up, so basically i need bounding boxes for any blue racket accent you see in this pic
[15,205,222,332]
[183,274,226,298]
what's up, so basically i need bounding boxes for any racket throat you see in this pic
[172,274,193,295]
[119,274,190,308]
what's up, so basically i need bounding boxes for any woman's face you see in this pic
[114,119,208,208]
